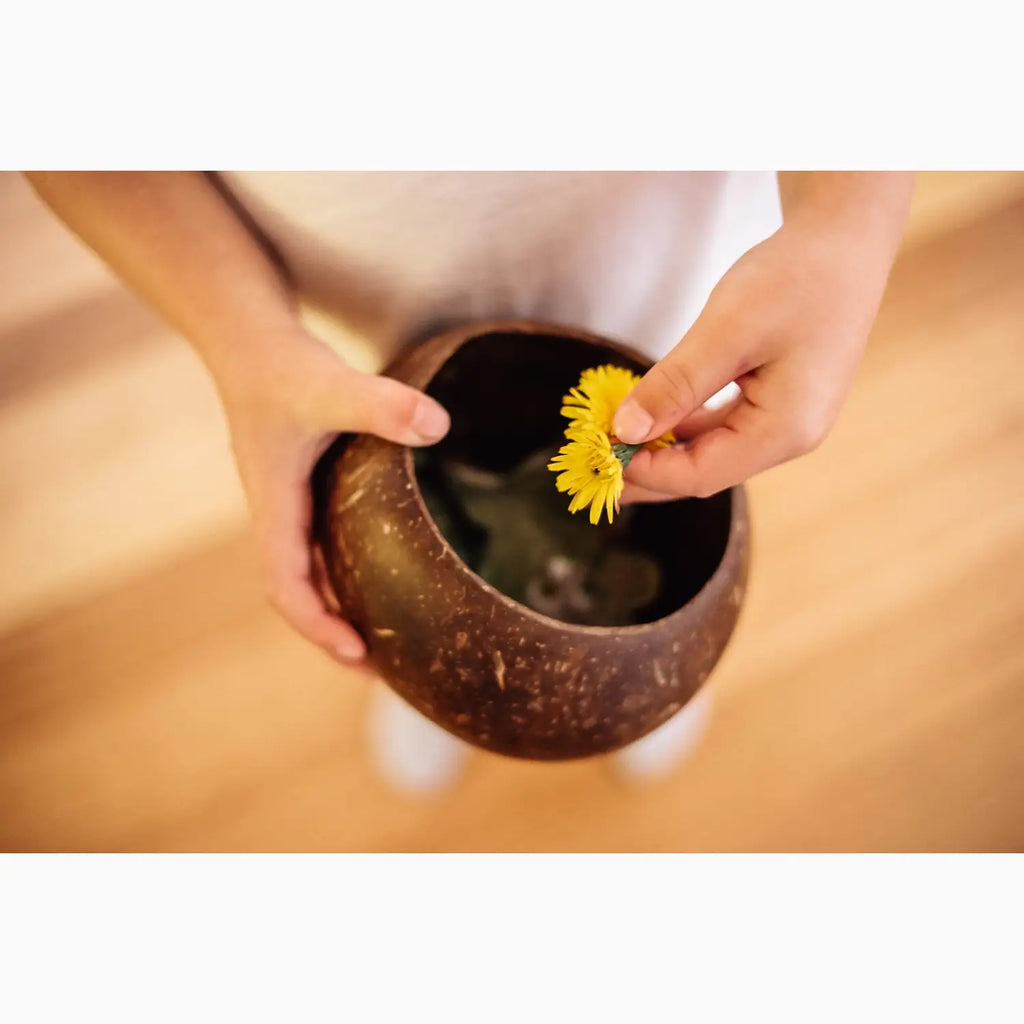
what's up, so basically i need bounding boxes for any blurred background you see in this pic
[1,171,1022,852]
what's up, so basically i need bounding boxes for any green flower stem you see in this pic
[611,441,645,468]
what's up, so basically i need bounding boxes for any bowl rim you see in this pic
[390,318,748,638]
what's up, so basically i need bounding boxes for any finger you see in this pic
[311,367,450,447]
[258,474,367,663]
[625,399,796,499]
[671,381,745,439]
[310,542,341,615]
[620,481,680,505]
[612,310,764,445]
[272,570,368,663]
[620,383,746,505]
[622,382,743,502]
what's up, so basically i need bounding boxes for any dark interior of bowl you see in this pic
[413,331,731,626]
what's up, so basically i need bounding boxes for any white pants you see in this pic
[368,682,714,794]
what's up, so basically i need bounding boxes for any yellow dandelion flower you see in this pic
[560,363,676,449]
[561,364,638,433]
[550,365,680,524]
[547,425,624,525]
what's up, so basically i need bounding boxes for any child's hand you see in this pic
[615,174,912,502]
[220,330,450,665]
[24,171,454,668]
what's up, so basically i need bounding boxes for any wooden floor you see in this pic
[1,172,1022,852]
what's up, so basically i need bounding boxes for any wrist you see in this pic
[198,317,315,399]
[778,171,914,267]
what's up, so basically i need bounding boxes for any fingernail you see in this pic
[411,398,450,443]
[335,639,365,662]
[613,400,654,444]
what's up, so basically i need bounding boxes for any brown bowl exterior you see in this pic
[319,320,749,760]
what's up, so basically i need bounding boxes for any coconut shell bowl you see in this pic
[314,320,749,761]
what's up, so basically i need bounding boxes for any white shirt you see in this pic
[220,171,782,363]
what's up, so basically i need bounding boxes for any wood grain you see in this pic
[1,171,1022,852]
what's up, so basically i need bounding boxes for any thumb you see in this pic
[315,367,451,447]
[612,316,746,445]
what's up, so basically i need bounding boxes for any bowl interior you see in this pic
[414,330,732,625]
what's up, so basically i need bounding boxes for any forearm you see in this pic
[24,171,302,382]
[777,171,915,265]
